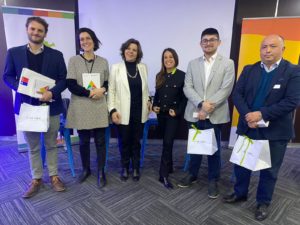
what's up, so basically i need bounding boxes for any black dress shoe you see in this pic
[223,193,247,203]
[159,176,173,189]
[120,168,129,181]
[97,169,107,188]
[78,169,91,183]
[132,169,140,182]
[255,204,269,221]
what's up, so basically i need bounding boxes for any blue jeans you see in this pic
[188,119,222,181]
[234,140,287,205]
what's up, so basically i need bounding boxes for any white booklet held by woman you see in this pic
[82,73,100,90]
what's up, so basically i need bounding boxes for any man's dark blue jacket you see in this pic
[233,59,300,140]
[3,45,67,115]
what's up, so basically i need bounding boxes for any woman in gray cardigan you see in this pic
[66,28,109,188]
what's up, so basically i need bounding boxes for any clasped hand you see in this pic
[38,90,53,102]
[202,101,215,113]
[89,87,106,99]
[245,111,262,128]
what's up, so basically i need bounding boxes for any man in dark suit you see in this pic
[3,17,67,198]
[223,34,300,221]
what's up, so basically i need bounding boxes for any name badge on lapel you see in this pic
[273,84,280,89]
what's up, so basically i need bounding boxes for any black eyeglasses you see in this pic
[201,38,219,44]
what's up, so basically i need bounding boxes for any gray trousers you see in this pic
[23,115,60,179]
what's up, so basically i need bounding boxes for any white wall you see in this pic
[78,0,236,93]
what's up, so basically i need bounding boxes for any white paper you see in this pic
[82,73,100,90]
[257,119,269,128]
[33,79,55,98]
[17,68,55,98]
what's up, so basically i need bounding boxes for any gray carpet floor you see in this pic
[0,137,299,225]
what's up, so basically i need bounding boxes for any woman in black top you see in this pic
[153,48,186,189]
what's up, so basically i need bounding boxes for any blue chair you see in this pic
[140,118,158,167]
[104,123,122,170]
[41,99,75,177]
[62,127,75,177]
[105,116,158,169]
[41,124,75,177]
[105,125,111,171]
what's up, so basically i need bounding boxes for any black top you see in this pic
[125,61,142,122]
[153,69,186,116]
[27,49,44,74]
[26,49,45,106]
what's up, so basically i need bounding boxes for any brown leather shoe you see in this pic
[50,176,66,192]
[22,179,43,198]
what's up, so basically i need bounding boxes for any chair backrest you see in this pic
[62,98,70,119]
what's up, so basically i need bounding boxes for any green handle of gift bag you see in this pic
[237,135,253,166]
[191,124,201,141]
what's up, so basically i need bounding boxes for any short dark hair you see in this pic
[120,38,143,63]
[26,16,48,33]
[201,28,219,39]
[78,27,102,51]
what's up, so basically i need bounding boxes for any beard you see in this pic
[28,34,45,44]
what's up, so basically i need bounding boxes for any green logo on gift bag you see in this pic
[191,124,201,141]
[236,135,253,166]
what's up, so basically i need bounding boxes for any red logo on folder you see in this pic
[20,76,29,86]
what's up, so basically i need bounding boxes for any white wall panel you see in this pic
[78,0,235,92]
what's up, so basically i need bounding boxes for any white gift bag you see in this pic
[230,135,271,171]
[187,125,218,155]
[17,103,50,132]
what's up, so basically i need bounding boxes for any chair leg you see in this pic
[104,126,111,172]
[64,128,75,177]
[40,133,46,168]
[140,123,149,168]
[183,153,190,172]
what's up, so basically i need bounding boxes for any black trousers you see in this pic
[117,119,144,170]
[77,128,106,171]
[157,112,180,177]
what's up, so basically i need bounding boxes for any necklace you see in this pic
[82,54,96,73]
[127,68,138,79]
